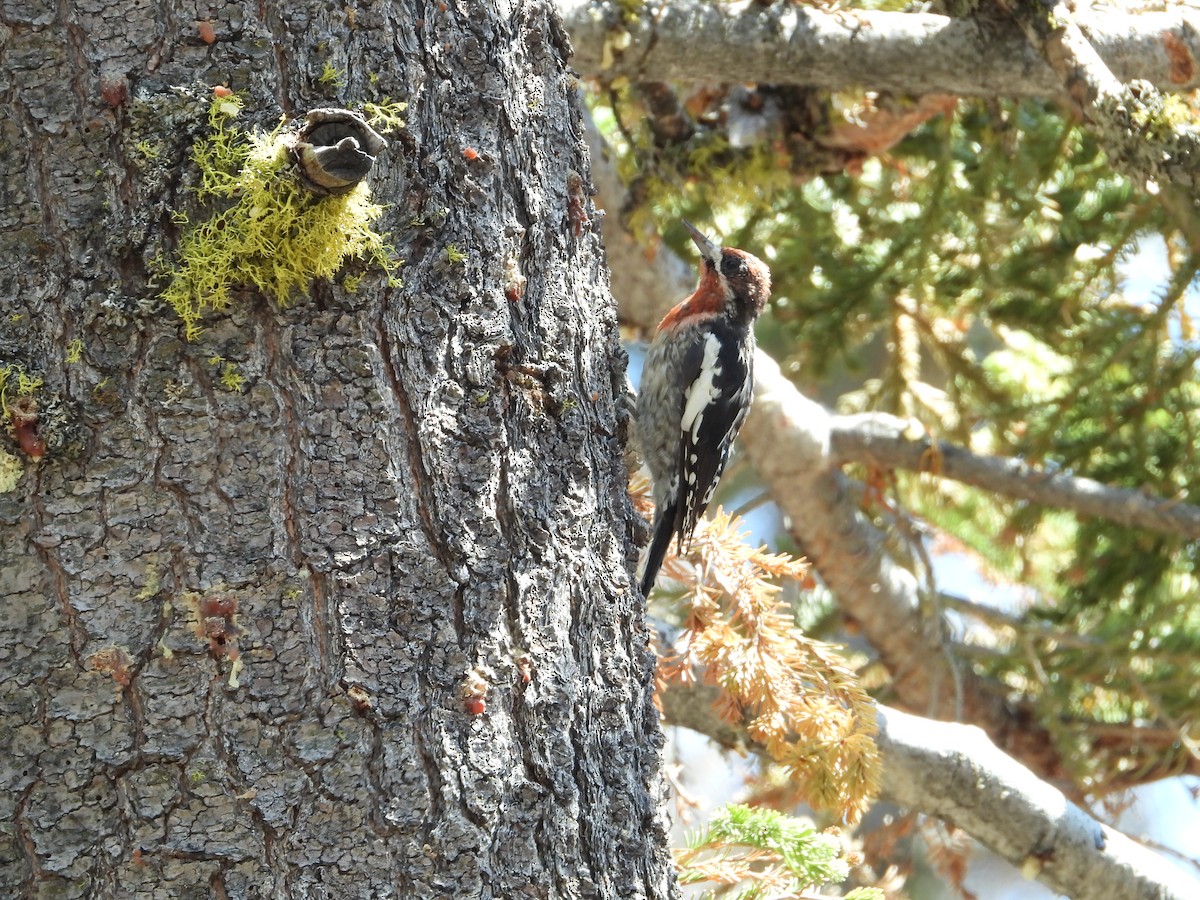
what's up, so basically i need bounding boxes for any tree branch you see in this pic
[870,704,1200,900]
[731,355,1078,780]
[587,108,1198,790]
[999,0,1200,200]
[561,1,1200,98]
[830,411,1200,541]
[938,591,1102,650]
[657,672,1200,900]
[697,361,1200,788]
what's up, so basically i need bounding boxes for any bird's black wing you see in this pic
[638,322,754,597]
[671,323,754,548]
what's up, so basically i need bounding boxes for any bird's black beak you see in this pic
[682,220,721,265]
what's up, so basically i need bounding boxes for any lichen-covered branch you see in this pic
[560,0,1200,98]
[830,412,1200,541]
[999,0,1200,200]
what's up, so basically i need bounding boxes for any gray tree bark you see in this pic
[0,1,677,898]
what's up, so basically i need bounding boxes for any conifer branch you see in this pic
[561,1,1200,98]
[829,412,1200,541]
[655,511,881,823]
[674,804,877,899]
[675,352,1200,790]
[607,185,1199,788]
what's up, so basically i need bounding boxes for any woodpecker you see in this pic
[636,221,772,596]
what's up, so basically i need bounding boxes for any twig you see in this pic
[829,412,1200,540]
[938,591,1102,650]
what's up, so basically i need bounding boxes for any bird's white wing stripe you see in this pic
[680,333,722,440]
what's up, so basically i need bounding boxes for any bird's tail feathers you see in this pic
[639,503,678,597]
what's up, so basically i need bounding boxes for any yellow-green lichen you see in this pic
[205,354,245,392]
[1127,89,1196,142]
[0,365,42,408]
[362,99,407,132]
[219,362,246,393]
[66,340,83,363]
[135,558,162,601]
[318,61,346,87]
[159,93,401,340]
[135,139,161,160]
[0,448,21,492]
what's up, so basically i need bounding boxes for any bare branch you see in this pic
[561,1,1200,98]
[657,675,1200,900]
[830,412,1200,541]
[877,706,1200,900]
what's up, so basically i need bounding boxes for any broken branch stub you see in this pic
[289,108,388,196]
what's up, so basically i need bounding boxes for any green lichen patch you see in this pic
[0,449,21,493]
[159,93,401,340]
[0,363,45,460]
[318,61,347,88]
[0,363,43,407]
[361,99,407,132]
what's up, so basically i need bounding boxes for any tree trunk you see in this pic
[0,2,676,897]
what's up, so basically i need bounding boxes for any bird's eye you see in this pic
[721,254,748,278]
